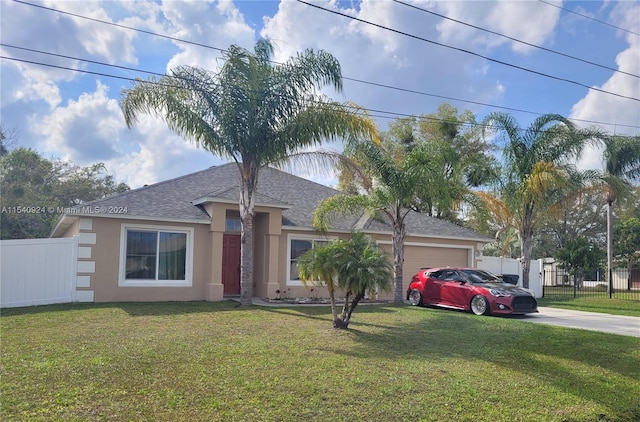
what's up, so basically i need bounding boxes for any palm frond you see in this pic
[313,194,373,232]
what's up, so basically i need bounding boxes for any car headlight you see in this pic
[490,289,511,298]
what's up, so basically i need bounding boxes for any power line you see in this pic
[6,1,639,129]
[0,54,398,121]
[538,0,640,37]
[340,76,639,129]
[3,52,639,132]
[0,41,546,120]
[11,0,226,54]
[393,0,639,79]
[11,0,640,117]
[2,44,166,78]
[296,0,640,103]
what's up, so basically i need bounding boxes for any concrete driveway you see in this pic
[519,307,640,338]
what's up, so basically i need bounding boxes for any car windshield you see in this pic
[460,269,501,283]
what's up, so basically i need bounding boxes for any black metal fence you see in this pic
[542,267,640,301]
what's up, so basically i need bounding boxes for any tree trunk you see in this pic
[392,214,406,305]
[340,292,351,321]
[344,289,365,327]
[520,226,533,289]
[334,291,349,329]
[239,211,254,306]
[333,289,365,329]
[239,163,258,306]
[328,284,338,324]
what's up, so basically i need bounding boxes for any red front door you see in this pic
[222,234,241,295]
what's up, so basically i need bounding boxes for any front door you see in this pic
[222,234,241,295]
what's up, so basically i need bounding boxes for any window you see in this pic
[119,224,193,287]
[225,217,241,232]
[287,235,330,286]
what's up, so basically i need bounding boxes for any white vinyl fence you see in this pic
[476,256,543,298]
[1,237,79,308]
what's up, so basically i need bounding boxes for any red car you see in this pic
[406,267,538,316]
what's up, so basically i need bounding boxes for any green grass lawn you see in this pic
[2,301,639,421]
[538,297,640,317]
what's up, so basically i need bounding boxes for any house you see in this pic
[51,163,493,303]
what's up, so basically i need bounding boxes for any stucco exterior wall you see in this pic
[57,212,484,304]
[272,229,479,301]
[83,217,212,303]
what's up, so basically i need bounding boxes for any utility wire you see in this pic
[296,0,640,103]
[538,0,640,37]
[0,55,533,132]
[6,1,640,128]
[393,0,638,79]
[10,0,640,118]
[0,54,406,123]
[1,42,542,120]
[11,0,226,54]
[3,51,639,132]
[3,44,166,78]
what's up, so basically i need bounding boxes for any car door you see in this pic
[428,269,459,305]
[440,270,471,308]
[422,270,443,303]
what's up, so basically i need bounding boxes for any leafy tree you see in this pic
[613,217,640,278]
[475,112,601,288]
[481,227,521,258]
[597,134,640,283]
[341,104,499,222]
[298,232,392,329]
[418,104,499,195]
[618,186,640,220]
[0,148,129,239]
[532,189,607,258]
[327,107,498,305]
[121,39,378,306]
[555,237,605,288]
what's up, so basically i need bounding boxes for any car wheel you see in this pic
[470,295,490,316]
[408,288,423,306]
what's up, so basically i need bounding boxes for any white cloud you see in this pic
[571,1,640,170]
[35,81,125,162]
[105,113,223,188]
[46,0,138,64]
[261,0,506,132]
[33,80,221,187]
[0,60,62,109]
[435,0,560,54]
[162,0,256,72]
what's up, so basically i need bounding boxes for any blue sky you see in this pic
[1,0,639,188]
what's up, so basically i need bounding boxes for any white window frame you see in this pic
[286,233,335,286]
[118,223,194,287]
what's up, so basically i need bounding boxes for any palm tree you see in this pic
[298,232,392,329]
[314,141,448,305]
[600,134,640,286]
[477,112,601,288]
[297,241,341,325]
[120,39,378,305]
[333,232,392,328]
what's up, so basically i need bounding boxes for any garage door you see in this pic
[378,244,470,300]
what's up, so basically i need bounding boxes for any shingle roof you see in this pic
[53,162,490,241]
